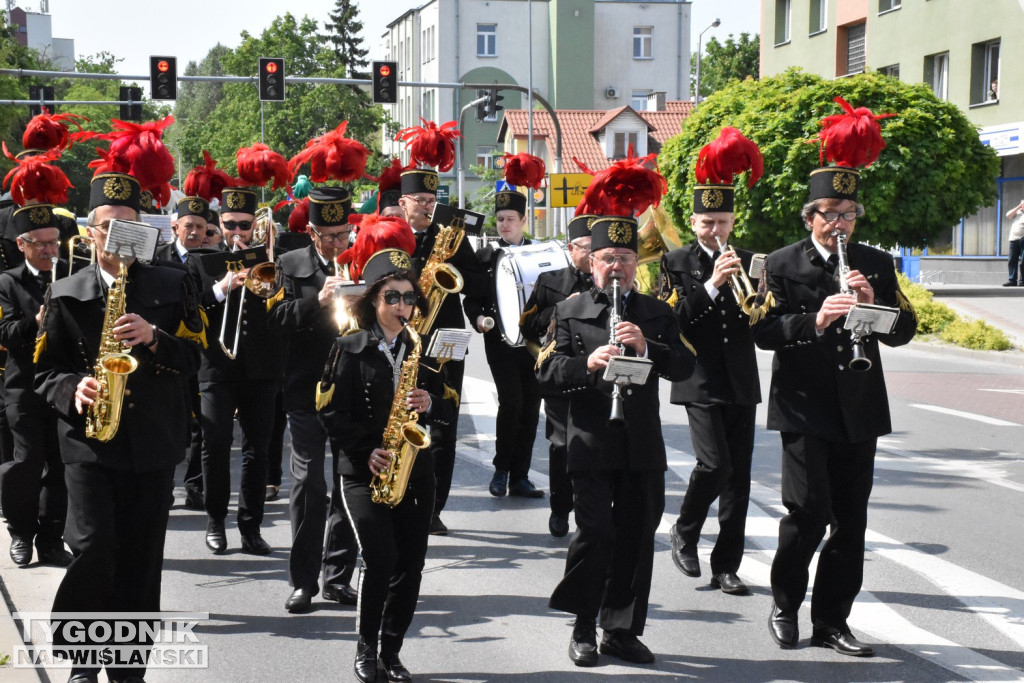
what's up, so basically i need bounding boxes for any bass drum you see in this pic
[493,241,571,346]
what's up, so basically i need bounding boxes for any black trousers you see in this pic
[485,340,541,481]
[550,469,664,635]
[676,402,755,574]
[287,409,357,590]
[341,473,434,655]
[183,379,204,493]
[267,389,286,488]
[1009,237,1024,283]
[544,395,574,517]
[771,432,876,631]
[432,359,464,516]
[0,382,12,466]
[1,401,66,542]
[200,378,280,529]
[54,462,175,680]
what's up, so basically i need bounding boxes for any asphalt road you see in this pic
[3,334,1024,682]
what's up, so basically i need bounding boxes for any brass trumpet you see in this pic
[67,234,96,277]
[714,236,757,316]
[219,208,281,360]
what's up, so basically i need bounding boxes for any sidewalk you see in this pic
[925,284,1024,360]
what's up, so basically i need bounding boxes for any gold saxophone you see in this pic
[412,223,464,337]
[370,320,431,507]
[85,261,139,442]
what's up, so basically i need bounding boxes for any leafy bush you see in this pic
[896,274,1013,350]
[939,318,1013,351]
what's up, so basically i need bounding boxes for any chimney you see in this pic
[646,91,666,112]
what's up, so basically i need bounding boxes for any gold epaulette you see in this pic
[314,382,335,412]
[176,320,208,349]
[0,306,4,321]
[518,303,538,327]
[534,339,557,370]
[896,289,914,313]
[442,383,460,407]
[679,333,697,356]
[33,332,46,364]
[265,287,285,312]
[748,291,776,327]
[665,289,679,308]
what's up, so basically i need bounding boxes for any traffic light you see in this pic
[119,86,143,122]
[486,89,504,118]
[475,89,489,121]
[149,56,177,101]
[28,85,54,117]
[372,61,398,104]
[259,57,286,102]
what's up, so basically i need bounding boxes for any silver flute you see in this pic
[608,275,626,425]
[832,230,872,372]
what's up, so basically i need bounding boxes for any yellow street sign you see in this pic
[549,173,592,208]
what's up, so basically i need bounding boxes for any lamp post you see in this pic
[695,18,721,105]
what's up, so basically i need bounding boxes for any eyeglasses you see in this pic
[594,253,638,266]
[382,290,418,306]
[815,210,859,223]
[222,220,253,231]
[406,196,437,208]
[568,241,591,252]
[311,227,351,244]
[205,229,219,238]
[21,237,60,249]
[87,222,110,233]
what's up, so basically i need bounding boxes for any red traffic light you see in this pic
[265,61,278,74]
[158,60,170,72]
[379,64,391,77]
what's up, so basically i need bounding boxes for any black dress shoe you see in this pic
[668,526,700,577]
[710,571,749,595]
[239,529,271,555]
[508,478,544,498]
[811,628,875,657]
[1004,280,1018,287]
[265,484,280,501]
[67,672,99,682]
[205,519,227,554]
[10,536,32,566]
[428,514,448,536]
[768,601,799,649]
[36,542,73,567]
[354,637,379,683]
[378,651,412,682]
[548,511,570,538]
[322,584,358,606]
[184,484,204,510]
[488,469,508,497]
[599,630,655,664]
[285,587,316,613]
[568,616,598,667]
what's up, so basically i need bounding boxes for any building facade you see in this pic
[760,0,1024,284]
[8,4,75,72]
[380,0,692,220]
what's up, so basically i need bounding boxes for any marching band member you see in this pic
[520,212,594,537]
[318,246,454,683]
[661,128,763,595]
[537,154,694,667]
[755,98,916,656]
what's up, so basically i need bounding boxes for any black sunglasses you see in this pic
[205,229,219,237]
[222,220,252,231]
[382,290,418,306]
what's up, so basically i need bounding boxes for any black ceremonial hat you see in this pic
[362,248,414,284]
[808,166,861,202]
[221,187,258,215]
[175,195,210,220]
[400,169,439,196]
[567,213,596,241]
[308,187,353,227]
[692,185,735,213]
[12,204,57,233]
[89,173,141,212]
[495,190,526,216]
[589,216,638,253]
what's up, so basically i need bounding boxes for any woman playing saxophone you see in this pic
[318,248,455,683]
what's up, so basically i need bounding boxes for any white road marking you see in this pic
[910,403,1020,427]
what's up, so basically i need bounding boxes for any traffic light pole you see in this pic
[456,94,490,210]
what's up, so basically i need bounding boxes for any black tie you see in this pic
[36,274,50,290]
[414,231,426,251]
[825,254,839,273]
[712,250,721,262]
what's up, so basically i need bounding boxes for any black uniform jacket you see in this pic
[33,262,204,471]
[463,237,535,349]
[318,328,455,484]
[268,245,338,412]
[411,223,488,334]
[520,265,591,347]
[0,262,66,404]
[753,237,917,443]
[536,288,694,473]
[661,244,761,406]
[153,240,190,267]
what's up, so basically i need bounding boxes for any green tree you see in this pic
[692,33,759,100]
[324,0,369,74]
[166,44,232,180]
[659,68,999,253]
[0,10,42,170]
[469,163,502,235]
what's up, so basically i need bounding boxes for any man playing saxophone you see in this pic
[34,170,205,683]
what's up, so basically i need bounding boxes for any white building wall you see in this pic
[51,37,74,71]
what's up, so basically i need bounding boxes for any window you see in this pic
[845,23,866,75]
[879,64,900,79]
[422,90,435,122]
[809,0,826,34]
[476,146,498,169]
[421,26,434,63]
[971,39,1000,103]
[879,0,901,12]
[613,132,639,159]
[633,27,652,59]
[925,52,949,100]
[631,89,651,110]
[775,0,791,45]
[477,24,496,57]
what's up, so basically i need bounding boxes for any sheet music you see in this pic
[106,219,160,263]
[845,304,899,336]
[425,328,473,362]
[138,213,174,243]
[602,356,653,386]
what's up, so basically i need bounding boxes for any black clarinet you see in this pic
[608,275,626,425]
[833,231,872,372]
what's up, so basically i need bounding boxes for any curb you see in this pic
[0,578,44,683]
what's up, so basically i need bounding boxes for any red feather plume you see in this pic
[337,214,416,282]
[579,148,666,218]
[502,153,546,189]
[22,108,97,151]
[95,116,176,206]
[695,126,763,188]
[394,118,461,172]
[184,150,237,202]
[817,97,896,168]
[2,142,72,205]
[288,121,370,184]
[287,198,310,233]
[87,146,130,175]
[237,143,290,190]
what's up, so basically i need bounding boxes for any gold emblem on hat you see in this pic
[103,176,132,201]
[496,192,511,208]
[322,203,346,223]
[832,171,857,195]
[607,221,632,244]
[189,200,204,214]
[28,207,50,225]
[423,173,439,192]
[140,190,154,208]
[226,191,245,210]
[389,250,412,269]
[702,189,724,210]
[586,217,598,231]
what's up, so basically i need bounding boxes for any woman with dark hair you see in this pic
[319,248,454,683]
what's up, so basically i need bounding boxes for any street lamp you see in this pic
[695,18,721,105]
